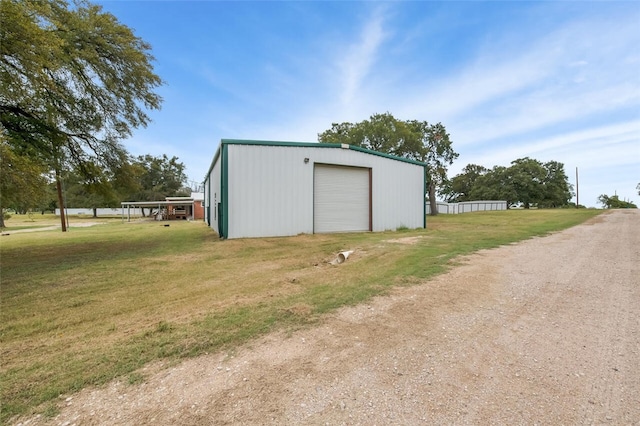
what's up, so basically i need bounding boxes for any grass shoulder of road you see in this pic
[0,209,602,422]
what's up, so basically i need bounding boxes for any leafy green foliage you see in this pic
[0,0,163,159]
[443,157,574,208]
[128,154,189,201]
[62,166,121,216]
[0,0,164,229]
[442,164,488,202]
[597,194,637,209]
[469,165,518,205]
[0,138,49,226]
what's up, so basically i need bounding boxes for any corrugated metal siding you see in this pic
[224,144,424,238]
[314,164,370,233]
[227,145,314,238]
[371,158,424,231]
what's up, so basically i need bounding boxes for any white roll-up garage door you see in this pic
[314,164,370,233]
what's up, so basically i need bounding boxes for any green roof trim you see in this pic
[220,139,427,167]
[205,138,427,181]
[221,139,338,149]
[220,143,229,238]
[423,167,427,229]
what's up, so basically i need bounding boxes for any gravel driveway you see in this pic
[19,209,639,425]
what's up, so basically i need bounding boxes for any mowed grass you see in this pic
[0,209,602,422]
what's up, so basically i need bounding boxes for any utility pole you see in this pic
[575,167,579,208]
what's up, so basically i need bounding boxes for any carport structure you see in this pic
[121,199,196,222]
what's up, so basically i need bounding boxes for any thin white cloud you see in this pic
[450,81,640,148]
[464,120,640,170]
[337,7,389,107]
[395,10,640,137]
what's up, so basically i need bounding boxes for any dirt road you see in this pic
[19,210,639,425]
[1,221,106,235]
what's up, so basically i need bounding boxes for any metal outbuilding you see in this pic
[204,139,426,239]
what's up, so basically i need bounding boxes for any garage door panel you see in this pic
[314,164,370,233]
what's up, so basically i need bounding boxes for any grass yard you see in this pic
[0,209,602,422]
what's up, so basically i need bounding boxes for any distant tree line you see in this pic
[64,153,189,217]
[597,194,637,209]
[441,158,574,209]
[1,149,189,225]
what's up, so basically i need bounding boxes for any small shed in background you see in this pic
[204,139,426,239]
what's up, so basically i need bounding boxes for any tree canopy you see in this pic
[443,158,574,208]
[318,112,458,215]
[61,159,143,217]
[0,137,49,227]
[0,0,163,230]
[129,154,189,201]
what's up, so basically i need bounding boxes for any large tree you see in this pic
[318,113,458,215]
[130,154,188,200]
[508,158,573,208]
[124,154,188,216]
[446,158,573,208]
[509,158,547,209]
[441,164,488,203]
[538,160,573,208]
[469,165,518,207]
[0,0,163,231]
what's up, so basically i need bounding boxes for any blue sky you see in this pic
[98,1,639,207]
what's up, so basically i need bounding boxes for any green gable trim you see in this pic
[220,139,426,167]
[423,167,427,229]
[222,139,339,149]
[220,143,229,239]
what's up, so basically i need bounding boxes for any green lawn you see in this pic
[0,209,602,422]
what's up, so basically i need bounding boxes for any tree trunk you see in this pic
[92,208,97,218]
[428,181,438,216]
[0,211,5,228]
[55,170,67,232]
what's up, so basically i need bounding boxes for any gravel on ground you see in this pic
[16,210,640,425]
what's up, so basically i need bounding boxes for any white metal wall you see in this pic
[227,145,313,238]
[222,144,424,238]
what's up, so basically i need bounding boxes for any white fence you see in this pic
[58,201,507,217]
[55,208,144,217]
[426,200,507,215]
